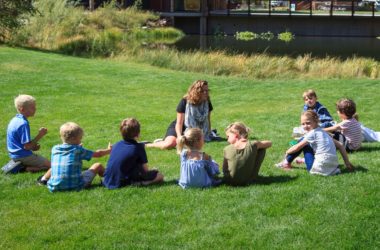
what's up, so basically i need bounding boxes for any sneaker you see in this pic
[36,175,48,186]
[2,160,23,174]
[295,157,305,164]
[275,160,292,169]
[153,138,163,143]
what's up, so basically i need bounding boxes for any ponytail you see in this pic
[176,135,186,154]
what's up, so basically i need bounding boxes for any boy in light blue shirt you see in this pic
[6,94,50,172]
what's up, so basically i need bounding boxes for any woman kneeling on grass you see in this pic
[223,122,272,186]
[146,80,213,150]
[276,110,354,175]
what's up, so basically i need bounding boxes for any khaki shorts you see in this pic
[16,154,48,168]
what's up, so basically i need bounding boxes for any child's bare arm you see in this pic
[92,142,112,158]
[324,123,341,133]
[286,140,308,155]
[24,127,48,151]
[256,140,272,149]
[333,139,354,170]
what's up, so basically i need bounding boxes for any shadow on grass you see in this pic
[253,175,298,185]
[356,145,380,152]
[340,165,368,174]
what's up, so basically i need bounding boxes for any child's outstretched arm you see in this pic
[333,139,354,171]
[286,139,308,155]
[92,142,112,158]
[24,127,48,151]
[256,140,272,149]
[324,123,342,133]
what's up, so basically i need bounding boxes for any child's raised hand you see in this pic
[107,142,112,151]
[38,127,48,136]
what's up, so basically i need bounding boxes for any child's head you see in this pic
[185,80,209,105]
[301,110,319,132]
[120,118,140,141]
[303,89,318,108]
[336,98,356,119]
[60,122,84,144]
[14,94,36,117]
[225,122,251,144]
[177,128,204,154]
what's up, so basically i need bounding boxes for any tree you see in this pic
[0,0,36,41]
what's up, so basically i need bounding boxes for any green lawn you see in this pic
[0,46,379,249]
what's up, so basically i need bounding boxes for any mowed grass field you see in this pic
[0,46,379,249]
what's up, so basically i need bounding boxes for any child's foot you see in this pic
[275,160,292,170]
[295,157,305,164]
[36,175,48,186]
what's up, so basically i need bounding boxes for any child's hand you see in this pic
[107,142,112,150]
[32,143,40,151]
[38,127,48,137]
[346,162,355,172]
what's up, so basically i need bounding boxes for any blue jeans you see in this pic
[286,139,314,171]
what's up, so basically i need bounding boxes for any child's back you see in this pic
[48,144,92,191]
[103,139,147,189]
[179,150,219,188]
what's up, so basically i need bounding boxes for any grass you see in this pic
[0,46,379,249]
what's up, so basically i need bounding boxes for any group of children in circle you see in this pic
[5,84,365,192]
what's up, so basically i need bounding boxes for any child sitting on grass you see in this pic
[276,111,353,175]
[37,122,111,192]
[223,122,272,186]
[302,89,334,128]
[6,94,50,173]
[103,118,164,189]
[177,128,220,188]
[324,98,362,152]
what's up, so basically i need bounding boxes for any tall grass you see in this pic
[118,49,380,79]
[9,0,182,57]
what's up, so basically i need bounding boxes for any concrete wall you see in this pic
[173,15,380,37]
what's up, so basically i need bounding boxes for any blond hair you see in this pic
[302,89,317,100]
[225,122,251,139]
[301,110,319,124]
[120,118,140,140]
[14,94,35,112]
[177,128,204,154]
[60,122,84,144]
[184,80,209,105]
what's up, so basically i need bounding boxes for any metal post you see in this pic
[227,0,231,15]
[89,0,95,11]
[372,2,375,17]
[330,0,333,16]
[248,0,251,16]
[351,0,354,17]
[310,0,312,17]
[269,0,272,16]
[289,0,292,16]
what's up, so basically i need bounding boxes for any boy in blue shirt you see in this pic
[103,118,164,189]
[6,94,50,172]
[303,89,334,128]
[37,122,111,192]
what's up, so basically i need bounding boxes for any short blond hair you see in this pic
[60,122,83,144]
[225,122,251,139]
[14,94,36,112]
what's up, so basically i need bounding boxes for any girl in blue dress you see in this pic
[177,128,220,188]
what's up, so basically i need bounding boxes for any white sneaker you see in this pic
[153,138,163,143]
